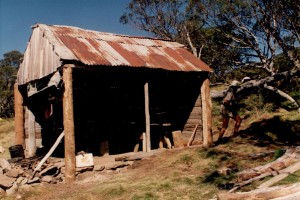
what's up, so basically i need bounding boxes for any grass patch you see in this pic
[132,192,159,200]
[274,170,300,186]
[0,118,15,159]
[273,149,286,160]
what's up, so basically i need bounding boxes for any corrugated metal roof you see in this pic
[39,24,212,72]
[18,24,212,85]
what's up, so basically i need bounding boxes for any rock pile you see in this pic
[0,151,152,196]
[0,157,66,196]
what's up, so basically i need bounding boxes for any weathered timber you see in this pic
[32,131,65,178]
[258,160,300,189]
[27,109,36,157]
[187,124,198,147]
[14,83,25,146]
[237,147,300,183]
[144,82,151,152]
[229,172,273,193]
[133,142,140,152]
[63,66,76,182]
[201,78,213,147]
[218,182,300,200]
[172,130,184,148]
[114,151,155,161]
[164,136,172,149]
[100,141,109,156]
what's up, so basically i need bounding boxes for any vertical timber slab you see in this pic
[14,83,25,146]
[201,78,213,147]
[144,82,151,152]
[142,132,146,152]
[62,66,76,183]
[27,108,36,157]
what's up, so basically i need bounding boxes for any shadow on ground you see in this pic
[238,116,300,146]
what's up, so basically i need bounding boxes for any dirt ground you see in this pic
[2,109,300,200]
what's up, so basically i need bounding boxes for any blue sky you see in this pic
[0,0,149,59]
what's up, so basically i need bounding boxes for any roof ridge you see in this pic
[36,23,179,44]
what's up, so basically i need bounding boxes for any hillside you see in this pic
[1,109,300,199]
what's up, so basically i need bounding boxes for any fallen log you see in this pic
[218,182,300,200]
[237,147,300,183]
[271,190,300,200]
[114,151,154,161]
[229,171,274,193]
[258,160,300,189]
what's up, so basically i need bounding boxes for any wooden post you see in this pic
[144,82,151,152]
[201,78,213,147]
[27,108,36,157]
[62,66,76,183]
[14,83,24,146]
[172,130,184,148]
[100,141,109,156]
[142,132,146,152]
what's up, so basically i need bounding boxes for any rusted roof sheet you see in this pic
[39,24,212,72]
[18,24,212,85]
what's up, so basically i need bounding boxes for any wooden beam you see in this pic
[27,108,36,157]
[218,182,300,200]
[14,83,24,146]
[201,78,213,147]
[144,82,151,152]
[172,130,184,148]
[142,132,146,152]
[62,66,76,183]
[32,131,65,178]
[187,124,198,147]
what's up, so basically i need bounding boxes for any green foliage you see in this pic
[0,50,23,68]
[179,154,194,165]
[0,50,22,118]
[132,192,158,200]
[274,149,286,160]
[0,66,17,118]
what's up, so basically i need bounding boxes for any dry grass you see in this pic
[0,118,15,159]
[1,109,300,199]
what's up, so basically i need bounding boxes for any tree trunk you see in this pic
[263,84,300,113]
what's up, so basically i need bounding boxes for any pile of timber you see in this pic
[0,151,152,196]
[218,146,300,200]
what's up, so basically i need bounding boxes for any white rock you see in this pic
[0,146,5,153]
[0,159,11,170]
[0,174,16,189]
[6,182,18,196]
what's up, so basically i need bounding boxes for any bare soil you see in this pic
[2,109,300,200]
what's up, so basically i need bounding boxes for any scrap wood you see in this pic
[231,161,300,193]
[32,131,65,178]
[229,171,274,193]
[114,151,154,161]
[218,182,300,200]
[187,124,198,147]
[227,147,300,193]
[237,147,300,182]
[258,160,300,189]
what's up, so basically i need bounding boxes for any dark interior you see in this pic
[25,67,202,156]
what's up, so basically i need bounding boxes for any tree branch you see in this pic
[263,84,300,114]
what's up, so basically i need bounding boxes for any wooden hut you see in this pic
[15,24,213,181]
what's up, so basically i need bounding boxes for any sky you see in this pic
[0,0,150,59]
